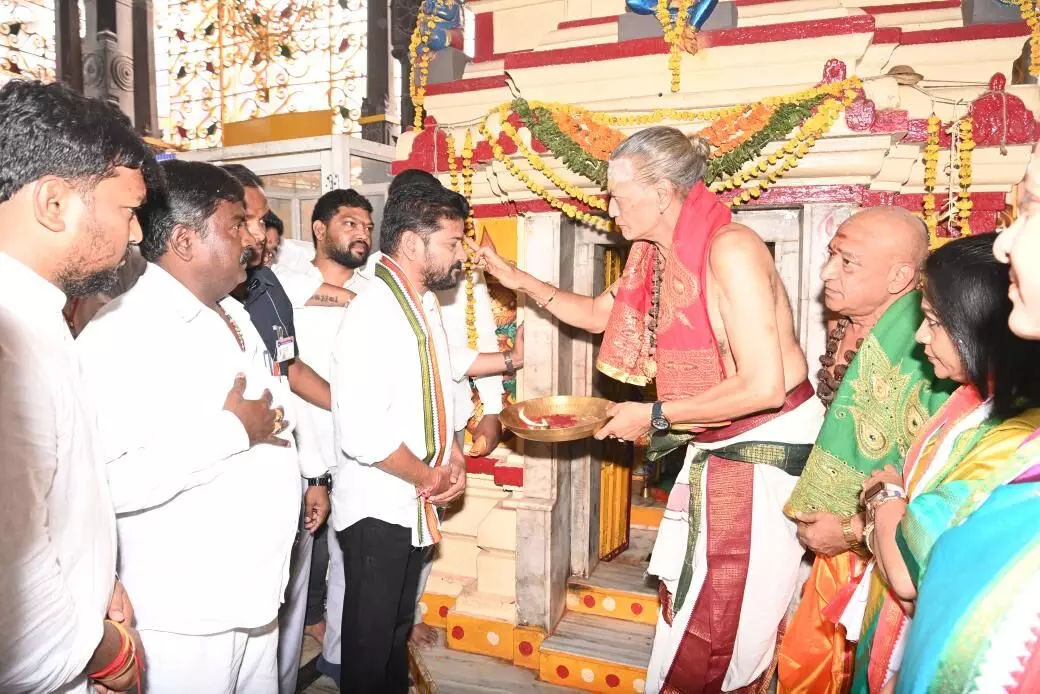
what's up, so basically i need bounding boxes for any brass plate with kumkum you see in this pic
[502,396,615,443]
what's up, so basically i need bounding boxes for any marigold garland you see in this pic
[957,118,974,236]
[468,78,861,231]
[480,113,613,232]
[714,92,853,207]
[498,104,609,212]
[551,105,625,160]
[409,0,446,129]
[657,0,695,92]
[922,114,941,247]
[518,99,610,187]
[1016,0,1040,77]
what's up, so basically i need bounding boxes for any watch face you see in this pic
[651,416,669,431]
[864,480,885,501]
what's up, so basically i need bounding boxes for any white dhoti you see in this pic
[276,480,314,694]
[645,395,824,694]
[140,620,279,694]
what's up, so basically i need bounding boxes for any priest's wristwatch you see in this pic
[650,401,671,433]
[307,473,332,489]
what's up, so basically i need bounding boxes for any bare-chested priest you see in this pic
[472,126,824,693]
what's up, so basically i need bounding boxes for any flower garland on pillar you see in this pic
[445,131,480,350]
[922,114,941,247]
[1016,0,1040,76]
[957,118,975,235]
[657,0,695,92]
[409,2,444,129]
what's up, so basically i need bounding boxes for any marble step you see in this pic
[566,560,660,626]
[539,612,654,692]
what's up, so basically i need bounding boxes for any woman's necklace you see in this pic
[817,317,862,407]
[215,304,246,352]
[644,248,666,379]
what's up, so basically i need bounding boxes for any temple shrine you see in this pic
[370,0,1040,691]
[4,0,1038,690]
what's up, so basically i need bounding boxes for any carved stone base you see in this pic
[428,47,472,86]
[618,5,737,42]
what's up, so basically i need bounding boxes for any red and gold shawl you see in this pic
[596,182,732,400]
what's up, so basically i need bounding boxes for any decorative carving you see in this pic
[968,72,1037,147]
[821,58,847,84]
[844,88,877,132]
[110,53,134,92]
[83,53,104,88]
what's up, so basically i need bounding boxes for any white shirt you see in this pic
[437,271,505,430]
[77,264,302,635]
[329,266,462,545]
[277,245,503,432]
[0,254,117,694]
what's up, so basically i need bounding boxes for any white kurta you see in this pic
[0,254,118,694]
[329,270,460,546]
[76,263,303,692]
[645,397,825,694]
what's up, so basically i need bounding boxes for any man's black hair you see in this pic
[138,160,244,262]
[387,169,440,196]
[924,233,1040,418]
[381,182,467,257]
[263,210,284,237]
[311,189,374,230]
[0,79,160,204]
[220,163,264,190]
[386,169,472,218]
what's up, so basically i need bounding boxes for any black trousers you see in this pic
[338,518,425,694]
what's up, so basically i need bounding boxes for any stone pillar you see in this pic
[510,212,576,631]
[82,0,154,133]
[131,0,158,137]
[362,0,392,143]
[391,0,421,130]
[55,0,83,93]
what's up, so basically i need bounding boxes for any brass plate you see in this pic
[501,396,615,443]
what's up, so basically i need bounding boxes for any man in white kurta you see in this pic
[77,160,315,694]
[0,80,154,694]
[330,183,471,692]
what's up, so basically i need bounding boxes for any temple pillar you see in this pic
[391,0,421,130]
[55,0,83,92]
[81,0,156,134]
[363,0,392,143]
[509,212,576,631]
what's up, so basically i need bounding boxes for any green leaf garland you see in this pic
[507,93,832,197]
[704,94,828,185]
[512,98,609,188]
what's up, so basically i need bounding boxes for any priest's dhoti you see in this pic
[646,388,823,694]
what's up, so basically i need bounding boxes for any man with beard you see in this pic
[330,182,471,693]
[271,188,376,693]
[263,211,283,267]
[221,164,334,418]
[0,79,154,694]
[278,185,522,684]
[77,160,306,693]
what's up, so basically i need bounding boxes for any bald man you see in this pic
[777,206,953,693]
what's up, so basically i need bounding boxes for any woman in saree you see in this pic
[894,149,1040,694]
[849,233,1040,693]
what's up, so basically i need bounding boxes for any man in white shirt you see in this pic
[331,182,472,693]
[271,188,376,693]
[0,80,155,694]
[78,160,306,694]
